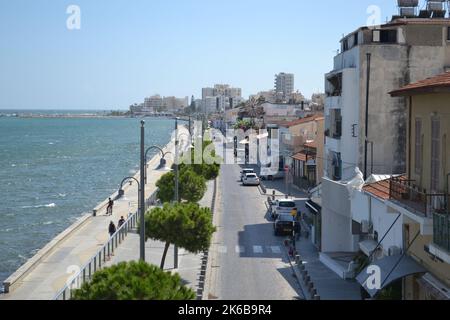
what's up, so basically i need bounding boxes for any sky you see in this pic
[0,0,427,110]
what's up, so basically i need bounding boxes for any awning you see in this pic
[359,240,380,257]
[356,255,427,298]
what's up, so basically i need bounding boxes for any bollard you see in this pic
[310,288,317,297]
[93,209,97,217]
[308,282,314,291]
[305,275,311,283]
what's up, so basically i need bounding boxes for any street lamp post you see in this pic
[174,117,180,269]
[144,145,172,184]
[140,121,146,261]
[117,176,143,260]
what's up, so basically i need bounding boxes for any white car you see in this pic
[240,168,255,181]
[270,199,297,220]
[242,173,260,186]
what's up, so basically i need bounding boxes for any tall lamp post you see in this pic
[174,117,180,269]
[144,146,172,184]
[139,121,146,261]
[117,175,143,260]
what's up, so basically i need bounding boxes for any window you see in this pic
[448,27,450,41]
[431,118,440,192]
[414,118,422,175]
[354,33,359,47]
[380,30,397,43]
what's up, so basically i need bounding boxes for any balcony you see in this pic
[389,177,448,219]
[433,213,450,254]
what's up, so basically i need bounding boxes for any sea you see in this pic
[0,111,174,286]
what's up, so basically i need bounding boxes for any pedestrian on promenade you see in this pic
[108,221,116,237]
[106,198,114,216]
[118,216,125,228]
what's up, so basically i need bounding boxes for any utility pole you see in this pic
[140,120,146,261]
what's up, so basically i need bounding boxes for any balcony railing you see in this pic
[433,212,450,253]
[389,177,448,218]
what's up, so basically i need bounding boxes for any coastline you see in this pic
[1,136,176,296]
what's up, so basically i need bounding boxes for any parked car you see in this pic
[274,214,296,236]
[240,168,255,182]
[270,199,297,220]
[242,173,260,186]
[260,167,285,181]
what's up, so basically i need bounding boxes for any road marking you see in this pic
[271,246,281,254]
[235,246,245,253]
[217,246,227,254]
[253,246,263,254]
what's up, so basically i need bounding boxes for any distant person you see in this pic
[106,198,114,216]
[108,221,116,237]
[118,216,125,228]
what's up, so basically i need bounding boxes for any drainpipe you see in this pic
[408,96,412,179]
[364,53,371,180]
[446,173,450,215]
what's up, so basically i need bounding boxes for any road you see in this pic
[206,140,304,300]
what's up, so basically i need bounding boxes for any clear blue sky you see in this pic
[0,0,420,110]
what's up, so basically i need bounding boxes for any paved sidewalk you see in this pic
[103,179,215,293]
[294,235,362,300]
[1,140,177,300]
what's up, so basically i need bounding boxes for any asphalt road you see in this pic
[207,141,304,300]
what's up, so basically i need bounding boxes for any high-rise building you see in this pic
[275,73,295,100]
[201,84,243,114]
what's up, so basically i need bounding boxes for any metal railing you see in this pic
[433,211,450,253]
[389,178,448,218]
[53,191,158,300]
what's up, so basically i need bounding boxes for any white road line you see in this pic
[271,246,281,254]
[217,246,228,254]
[235,245,245,253]
[253,246,263,254]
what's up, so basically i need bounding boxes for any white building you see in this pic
[201,84,243,114]
[321,17,450,256]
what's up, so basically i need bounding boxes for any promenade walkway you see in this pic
[1,139,178,300]
[102,179,215,293]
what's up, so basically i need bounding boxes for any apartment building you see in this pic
[275,73,294,101]
[387,72,450,300]
[321,17,450,255]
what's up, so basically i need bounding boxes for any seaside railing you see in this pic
[53,191,158,301]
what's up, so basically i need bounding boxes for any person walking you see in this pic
[108,221,116,237]
[118,216,125,228]
[106,198,114,216]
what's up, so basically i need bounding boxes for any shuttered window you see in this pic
[431,118,440,192]
[415,118,422,175]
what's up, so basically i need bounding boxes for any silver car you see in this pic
[242,173,260,186]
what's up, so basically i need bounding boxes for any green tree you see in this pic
[155,168,206,203]
[143,203,216,269]
[156,171,175,203]
[71,261,195,300]
[179,168,206,203]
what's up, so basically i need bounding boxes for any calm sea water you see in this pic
[0,115,174,285]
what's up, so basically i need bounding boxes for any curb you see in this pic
[197,175,218,300]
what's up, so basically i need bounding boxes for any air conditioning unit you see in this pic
[388,246,402,256]
[361,220,371,234]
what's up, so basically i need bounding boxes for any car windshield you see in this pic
[243,169,254,173]
[279,202,295,208]
[278,215,294,222]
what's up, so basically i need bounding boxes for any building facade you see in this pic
[321,18,450,254]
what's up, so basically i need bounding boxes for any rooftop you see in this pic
[390,71,450,96]
[284,114,324,128]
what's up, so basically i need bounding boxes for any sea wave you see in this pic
[21,203,56,209]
